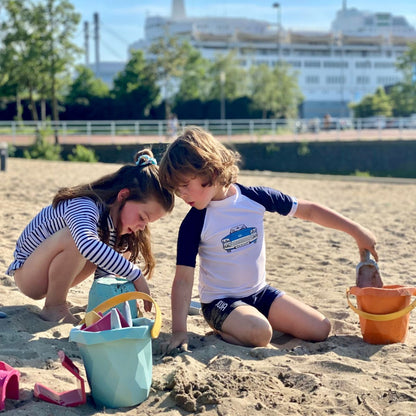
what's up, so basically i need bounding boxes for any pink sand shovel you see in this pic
[34,350,86,407]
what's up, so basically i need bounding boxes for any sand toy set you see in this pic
[70,291,161,408]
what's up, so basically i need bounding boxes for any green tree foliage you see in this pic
[67,144,98,162]
[38,0,82,142]
[0,0,81,140]
[249,63,303,118]
[349,43,416,118]
[207,51,249,101]
[396,41,416,83]
[23,128,62,160]
[147,36,192,117]
[0,0,44,121]
[388,42,416,116]
[111,50,159,118]
[350,87,393,118]
[388,83,416,117]
[66,65,109,105]
[175,47,210,102]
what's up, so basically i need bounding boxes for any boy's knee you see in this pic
[247,320,273,347]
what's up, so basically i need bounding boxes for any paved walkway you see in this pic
[1,128,416,145]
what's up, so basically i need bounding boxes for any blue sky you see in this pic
[70,0,416,63]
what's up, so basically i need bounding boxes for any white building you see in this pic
[86,61,126,86]
[130,0,416,118]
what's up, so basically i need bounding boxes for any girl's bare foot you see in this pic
[40,304,79,324]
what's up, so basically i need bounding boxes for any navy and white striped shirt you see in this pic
[6,197,142,282]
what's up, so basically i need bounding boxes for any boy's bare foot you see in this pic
[40,304,79,324]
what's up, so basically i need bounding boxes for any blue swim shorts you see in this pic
[201,285,285,331]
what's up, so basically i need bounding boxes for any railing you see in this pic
[1,117,416,145]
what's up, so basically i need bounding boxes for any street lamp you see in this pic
[273,3,281,63]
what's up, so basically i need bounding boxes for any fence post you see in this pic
[0,142,8,171]
[11,121,16,145]
[62,122,67,143]
[87,122,91,143]
[111,122,115,140]
[399,117,403,140]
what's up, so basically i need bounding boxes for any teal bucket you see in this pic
[70,293,162,409]
[87,276,138,318]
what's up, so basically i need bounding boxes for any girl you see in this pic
[6,150,174,324]
[159,126,379,351]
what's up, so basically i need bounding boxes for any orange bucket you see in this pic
[347,285,416,344]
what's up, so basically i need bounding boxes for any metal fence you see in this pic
[1,117,416,145]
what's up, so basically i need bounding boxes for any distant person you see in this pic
[159,126,378,351]
[168,114,179,138]
[324,113,332,130]
[6,150,174,324]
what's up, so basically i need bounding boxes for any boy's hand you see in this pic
[354,227,378,262]
[164,331,189,355]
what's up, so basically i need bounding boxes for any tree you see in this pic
[207,51,249,101]
[350,87,392,118]
[174,47,210,103]
[66,65,109,105]
[388,83,416,117]
[147,36,192,118]
[396,42,416,83]
[388,42,416,116]
[248,62,303,119]
[111,49,159,118]
[40,0,82,142]
[0,0,44,121]
[0,0,81,142]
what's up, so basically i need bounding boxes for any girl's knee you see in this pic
[311,318,331,342]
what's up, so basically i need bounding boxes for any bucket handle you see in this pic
[346,289,416,322]
[81,292,161,339]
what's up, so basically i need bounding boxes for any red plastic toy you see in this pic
[34,350,86,407]
[0,361,20,411]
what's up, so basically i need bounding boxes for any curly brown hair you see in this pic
[159,126,240,192]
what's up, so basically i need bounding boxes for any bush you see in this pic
[23,129,62,160]
[67,145,98,163]
[6,143,16,157]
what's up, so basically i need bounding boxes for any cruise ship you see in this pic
[130,0,416,118]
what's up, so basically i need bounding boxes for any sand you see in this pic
[1,157,416,415]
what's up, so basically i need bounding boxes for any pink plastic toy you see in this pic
[34,350,86,407]
[82,308,129,332]
[0,361,20,411]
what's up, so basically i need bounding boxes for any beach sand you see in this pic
[1,158,416,415]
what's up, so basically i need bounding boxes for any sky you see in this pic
[70,0,416,63]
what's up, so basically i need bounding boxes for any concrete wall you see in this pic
[15,139,416,178]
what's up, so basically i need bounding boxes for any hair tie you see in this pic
[136,154,157,167]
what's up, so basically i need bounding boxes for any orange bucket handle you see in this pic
[346,288,416,322]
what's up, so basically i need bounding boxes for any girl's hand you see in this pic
[133,276,152,312]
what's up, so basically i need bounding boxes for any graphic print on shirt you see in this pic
[221,224,258,252]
